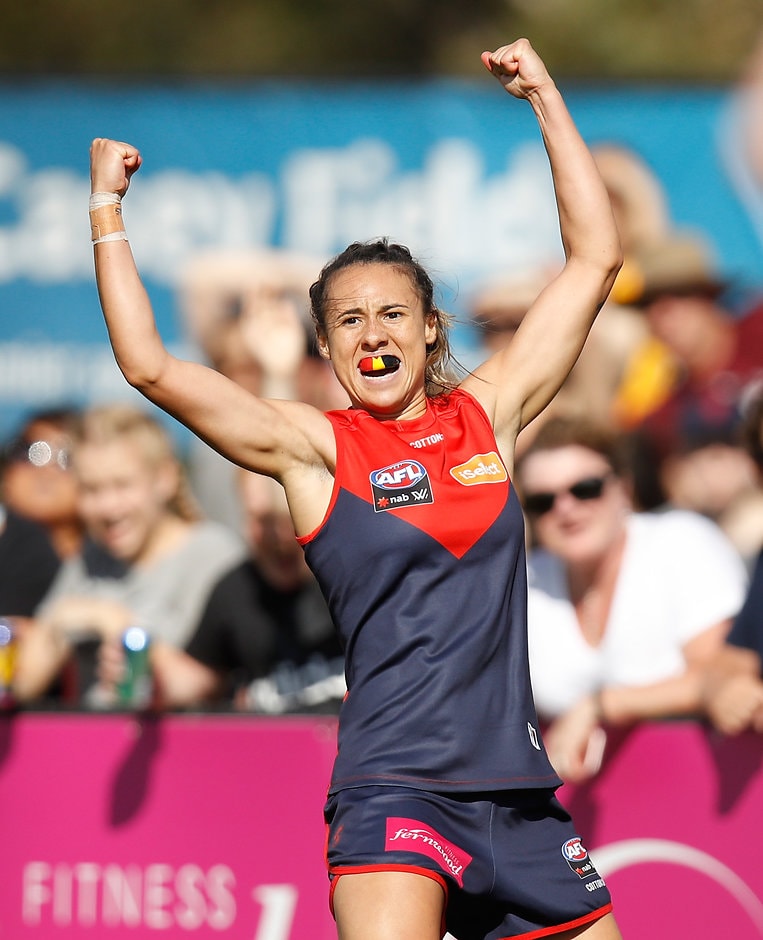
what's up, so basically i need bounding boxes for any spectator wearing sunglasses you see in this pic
[1,407,85,561]
[515,414,748,783]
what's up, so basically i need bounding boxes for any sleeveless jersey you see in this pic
[300,389,560,794]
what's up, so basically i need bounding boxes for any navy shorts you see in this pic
[324,785,612,940]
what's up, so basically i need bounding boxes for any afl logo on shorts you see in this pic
[562,837,599,879]
[370,460,434,512]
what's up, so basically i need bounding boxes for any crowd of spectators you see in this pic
[466,129,763,782]
[1,246,348,716]
[1,117,762,805]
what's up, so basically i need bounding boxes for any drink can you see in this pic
[118,626,153,709]
[0,619,16,709]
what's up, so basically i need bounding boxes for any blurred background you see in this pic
[3,12,763,937]
[2,0,763,442]
[2,0,760,81]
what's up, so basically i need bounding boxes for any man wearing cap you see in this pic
[622,234,763,532]
[630,234,763,453]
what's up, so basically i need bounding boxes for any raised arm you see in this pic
[463,40,622,458]
[88,139,334,490]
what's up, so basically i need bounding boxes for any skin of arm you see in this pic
[89,139,335,536]
[462,40,622,467]
[598,618,732,724]
[90,39,619,523]
[149,641,224,707]
[96,636,224,709]
[12,617,71,701]
[545,618,731,783]
[13,596,137,702]
[702,643,763,735]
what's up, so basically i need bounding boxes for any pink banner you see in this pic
[558,722,763,939]
[0,713,338,939]
[1,714,761,939]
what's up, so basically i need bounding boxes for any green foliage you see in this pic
[0,0,760,82]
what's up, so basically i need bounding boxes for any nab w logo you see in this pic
[370,460,434,512]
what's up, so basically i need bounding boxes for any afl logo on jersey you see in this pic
[370,460,434,512]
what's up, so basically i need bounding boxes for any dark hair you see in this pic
[1,405,81,476]
[308,238,455,396]
[742,383,763,471]
[516,414,632,479]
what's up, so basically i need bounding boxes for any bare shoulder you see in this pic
[459,356,522,465]
[268,399,339,537]
[268,398,337,473]
[459,364,499,419]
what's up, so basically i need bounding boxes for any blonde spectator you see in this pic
[13,403,245,705]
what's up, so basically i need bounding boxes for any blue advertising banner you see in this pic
[0,78,761,442]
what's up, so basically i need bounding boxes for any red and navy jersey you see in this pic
[300,388,560,794]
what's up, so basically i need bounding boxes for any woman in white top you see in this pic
[516,414,748,783]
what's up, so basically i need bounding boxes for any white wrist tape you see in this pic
[92,230,129,244]
[89,192,122,210]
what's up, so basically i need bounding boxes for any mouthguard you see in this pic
[359,355,400,372]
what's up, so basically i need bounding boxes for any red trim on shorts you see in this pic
[505,902,613,940]
[323,819,331,874]
[327,863,449,925]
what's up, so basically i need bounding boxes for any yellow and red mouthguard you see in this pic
[359,355,399,373]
